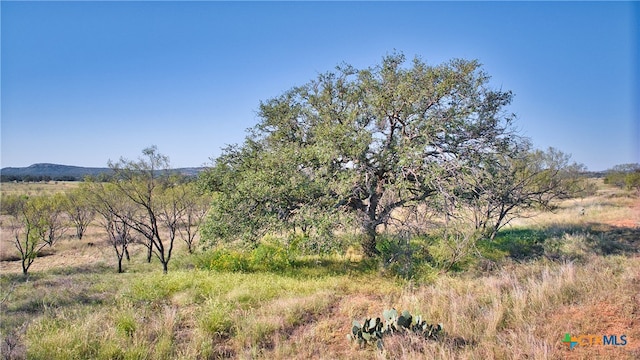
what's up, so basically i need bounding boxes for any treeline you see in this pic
[1,147,211,276]
[604,163,640,191]
[1,174,87,182]
[1,170,203,183]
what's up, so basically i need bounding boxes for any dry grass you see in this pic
[0,181,79,196]
[1,180,639,359]
[256,254,640,360]
[510,179,639,229]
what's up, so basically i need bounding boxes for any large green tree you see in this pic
[202,53,520,256]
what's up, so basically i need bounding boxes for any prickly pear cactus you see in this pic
[382,308,398,334]
[347,318,384,349]
[348,308,443,349]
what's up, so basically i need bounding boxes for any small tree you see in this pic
[154,175,192,264]
[1,195,50,276]
[106,146,180,273]
[88,182,137,273]
[105,218,135,273]
[177,181,211,253]
[63,187,96,240]
[28,193,69,247]
[458,145,587,239]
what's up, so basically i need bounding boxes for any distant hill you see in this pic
[0,163,206,182]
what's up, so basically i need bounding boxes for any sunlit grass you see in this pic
[3,265,398,359]
[3,248,638,359]
[1,180,638,359]
[0,181,79,196]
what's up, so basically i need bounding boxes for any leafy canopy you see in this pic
[201,52,521,256]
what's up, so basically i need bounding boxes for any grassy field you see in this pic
[1,180,639,359]
[0,181,79,196]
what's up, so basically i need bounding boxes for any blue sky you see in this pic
[1,1,638,171]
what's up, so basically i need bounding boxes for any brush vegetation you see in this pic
[1,179,638,359]
[1,55,638,359]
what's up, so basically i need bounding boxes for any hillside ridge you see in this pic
[1,163,205,181]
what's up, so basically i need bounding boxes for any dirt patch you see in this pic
[265,294,388,359]
[549,271,640,359]
[606,196,640,228]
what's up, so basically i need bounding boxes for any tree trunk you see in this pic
[362,222,380,257]
[361,180,383,257]
[146,241,153,263]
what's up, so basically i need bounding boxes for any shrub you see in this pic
[375,235,436,279]
[194,239,297,273]
[425,234,477,273]
[194,248,251,272]
[250,242,293,272]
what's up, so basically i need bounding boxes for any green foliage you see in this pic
[194,239,299,273]
[376,232,481,279]
[376,235,434,280]
[349,308,443,349]
[296,231,352,256]
[604,163,640,191]
[625,172,640,191]
[195,248,252,272]
[250,241,294,272]
[63,186,96,240]
[201,52,521,257]
[199,141,342,250]
[481,228,547,261]
[1,193,60,275]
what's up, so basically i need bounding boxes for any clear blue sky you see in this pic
[1,1,638,171]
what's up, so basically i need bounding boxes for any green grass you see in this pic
[3,246,638,359]
[479,221,640,265]
[1,262,398,359]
